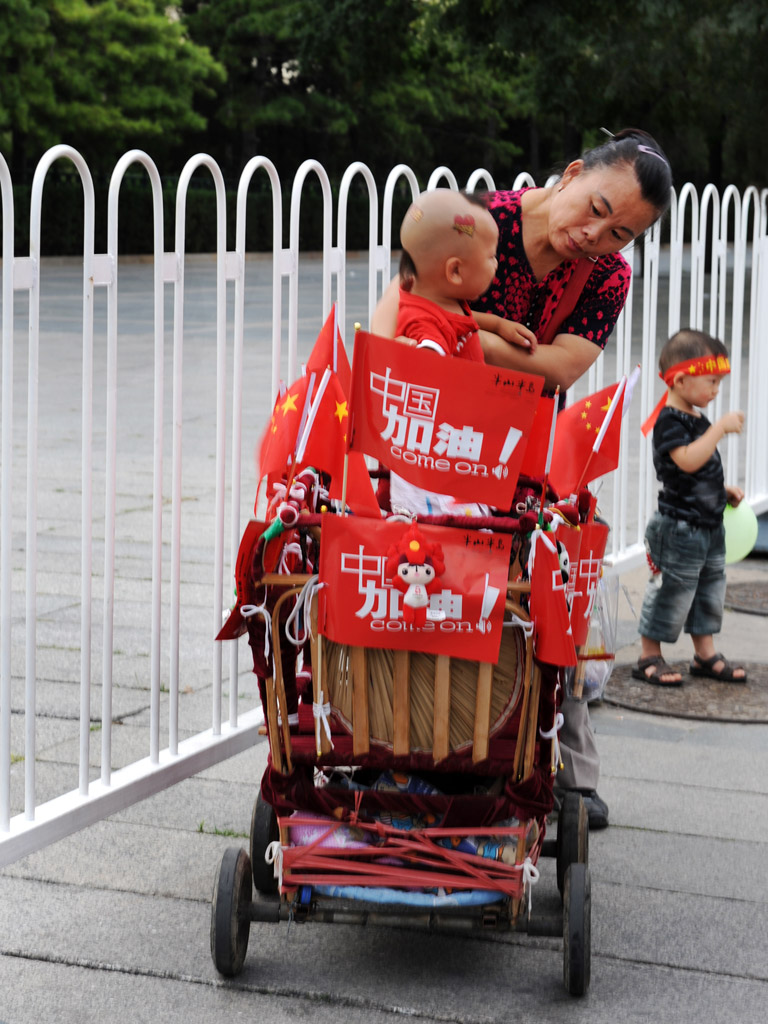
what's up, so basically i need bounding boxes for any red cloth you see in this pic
[396,290,485,362]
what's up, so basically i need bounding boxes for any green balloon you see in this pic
[723,502,758,564]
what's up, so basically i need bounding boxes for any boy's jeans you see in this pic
[638,511,726,642]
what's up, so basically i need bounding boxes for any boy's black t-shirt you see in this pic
[652,407,726,526]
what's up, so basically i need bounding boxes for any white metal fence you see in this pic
[1,146,767,867]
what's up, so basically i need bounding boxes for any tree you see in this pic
[1,0,224,177]
[181,0,529,183]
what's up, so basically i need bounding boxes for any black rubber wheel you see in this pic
[556,791,588,897]
[250,791,279,894]
[563,862,591,995]
[210,846,252,977]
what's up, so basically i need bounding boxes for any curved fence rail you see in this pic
[1,147,766,865]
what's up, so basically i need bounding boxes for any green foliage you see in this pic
[3,0,768,259]
[1,0,223,177]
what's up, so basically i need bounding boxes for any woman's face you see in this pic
[548,160,659,260]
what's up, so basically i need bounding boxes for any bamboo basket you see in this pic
[266,576,538,773]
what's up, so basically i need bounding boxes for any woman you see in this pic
[372,128,673,830]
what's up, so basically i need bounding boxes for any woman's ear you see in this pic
[560,160,584,187]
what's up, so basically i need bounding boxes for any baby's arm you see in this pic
[669,410,745,474]
[473,311,538,352]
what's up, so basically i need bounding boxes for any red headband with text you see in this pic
[641,354,731,436]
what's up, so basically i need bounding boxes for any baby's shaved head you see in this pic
[399,189,496,286]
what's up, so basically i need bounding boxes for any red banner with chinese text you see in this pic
[318,515,512,661]
[566,522,609,648]
[348,331,544,508]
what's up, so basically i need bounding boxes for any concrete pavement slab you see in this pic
[592,827,768,902]
[597,775,768,842]
[0,955,415,1024]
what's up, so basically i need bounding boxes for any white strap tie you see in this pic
[522,856,540,918]
[265,841,284,890]
[277,540,303,574]
[312,688,334,750]
[277,712,299,727]
[240,599,272,661]
[285,575,325,647]
[505,611,534,637]
[539,711,564,770]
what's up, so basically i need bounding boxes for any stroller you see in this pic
[209,499,592,995]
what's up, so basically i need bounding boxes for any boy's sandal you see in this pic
[631,655,683,686]
[689,653,748,683]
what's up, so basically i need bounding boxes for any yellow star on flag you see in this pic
[281,391,298,415]
[334,400,348,423]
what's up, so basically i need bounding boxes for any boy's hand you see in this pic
[718,410,745,435]
[496,319,538,352]
[726,485,744,508]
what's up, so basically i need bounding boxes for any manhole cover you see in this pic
[603,661,768,722]
[724,582,768,616]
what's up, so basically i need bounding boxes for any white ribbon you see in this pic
[277,540,304,574]
[277,712,299,727]
[312,688,334,749]
[284,575,325,647]
[522,856,540,918]
[265,841,284,890]
[240,599,272,661]
[539,711,565,771]
[504,611,534,638]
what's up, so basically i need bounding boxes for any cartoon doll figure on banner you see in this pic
[385,522,446,628]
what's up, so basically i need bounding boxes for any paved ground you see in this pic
[2,258,768,1023]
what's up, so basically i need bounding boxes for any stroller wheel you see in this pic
[563,862,591,995]
[556,791,588,898]
[210,846,252,976]
[250,791,279,894]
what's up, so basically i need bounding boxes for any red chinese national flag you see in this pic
[529,529,577,666]
[305,305,351,395]
[296,369,380,517]
[256,375,311,483]
[548,380,626,498]
[348,331,543,508]
[318,515,511,661]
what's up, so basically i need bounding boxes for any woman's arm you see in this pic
[480,328,601,391]
[371,276,400,337]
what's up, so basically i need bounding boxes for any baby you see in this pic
[390,188,533,517]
